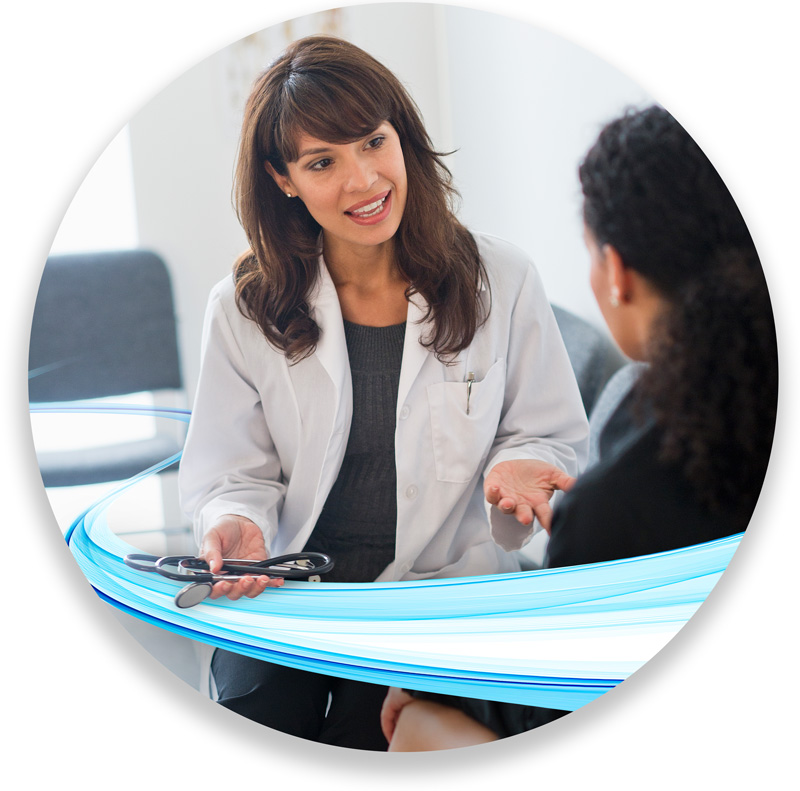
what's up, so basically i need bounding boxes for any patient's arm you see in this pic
[387,698,499,752]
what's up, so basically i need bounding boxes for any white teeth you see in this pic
[351,196,387,216]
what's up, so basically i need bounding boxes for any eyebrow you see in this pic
[297,145,332,160]
[295,125,388,160]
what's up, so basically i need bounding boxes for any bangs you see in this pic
[271,70,394,163]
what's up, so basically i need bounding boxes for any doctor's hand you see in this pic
[484,460,576,534]
[199,514,284,600]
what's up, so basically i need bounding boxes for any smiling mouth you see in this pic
[346,191,390,218]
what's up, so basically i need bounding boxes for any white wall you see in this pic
[127,47,249,405]
[441,6,652,325]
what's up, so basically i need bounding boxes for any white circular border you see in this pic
[4,1,796,786]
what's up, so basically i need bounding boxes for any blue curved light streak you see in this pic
[31,401,741,712]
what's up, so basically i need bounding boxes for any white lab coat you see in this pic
[179,232,589,581]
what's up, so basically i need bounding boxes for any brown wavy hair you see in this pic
[233,35,487,362]
[579,106,778,521]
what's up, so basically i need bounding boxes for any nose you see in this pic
[343,151,377,194]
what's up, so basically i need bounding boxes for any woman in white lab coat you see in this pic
[178,35,588,749]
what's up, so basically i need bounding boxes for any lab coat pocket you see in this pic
[427,359,506,483]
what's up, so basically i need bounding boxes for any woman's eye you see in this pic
[309,157,333,171]
[366,135,385,150]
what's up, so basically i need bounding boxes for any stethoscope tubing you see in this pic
[123,551,335,607]
[124,552,334,583]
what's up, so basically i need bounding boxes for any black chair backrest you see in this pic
[29,250,182,403]
[551,304,626,417]
[586,361,648,468]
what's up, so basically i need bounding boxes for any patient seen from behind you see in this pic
[382,105,778,751]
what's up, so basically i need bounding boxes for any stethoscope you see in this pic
[123,552,334,609]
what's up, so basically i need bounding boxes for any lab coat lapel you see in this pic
[306,260,352,526]
[312,260,349,423]
[397,293,431,414]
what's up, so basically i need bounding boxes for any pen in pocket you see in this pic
[466,371,475,415]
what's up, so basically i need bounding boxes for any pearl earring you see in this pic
[286,192,293,198]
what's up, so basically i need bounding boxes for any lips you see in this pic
[345,190,391,218]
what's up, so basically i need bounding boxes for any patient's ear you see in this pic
[603,244,634,305]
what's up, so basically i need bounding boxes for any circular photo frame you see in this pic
[21,0,782,777]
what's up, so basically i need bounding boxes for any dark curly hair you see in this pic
[233,35,487,362]
[579,105,778,521]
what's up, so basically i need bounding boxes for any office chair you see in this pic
[28,249,185,488]
[586,361,648,469]
[551,303,627,418]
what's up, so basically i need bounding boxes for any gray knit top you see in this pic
[303,319,406,582]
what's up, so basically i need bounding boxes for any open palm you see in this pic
[484,459,576,533]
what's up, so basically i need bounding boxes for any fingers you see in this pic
[500,501,533,526]
[381,687,414,744]
[199,532,224,574]
[532,501,554,534]
[514,503,534,526]
[552,470,577,493]
[498,496,516,514]
[380,700,397,744]
[488,488,524,517]
[207,575,283,601]
[208,579,234,600]
[486,461,577,531]
[486,486,534,525]
[485,484,502,507]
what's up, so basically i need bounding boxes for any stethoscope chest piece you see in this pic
[174,581,214,609]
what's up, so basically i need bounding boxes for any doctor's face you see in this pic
[271,122,408,259]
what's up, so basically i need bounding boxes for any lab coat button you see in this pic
[399,405,410,420]
[405,484,418,499]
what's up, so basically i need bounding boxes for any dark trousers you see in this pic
[211,648,389,751]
